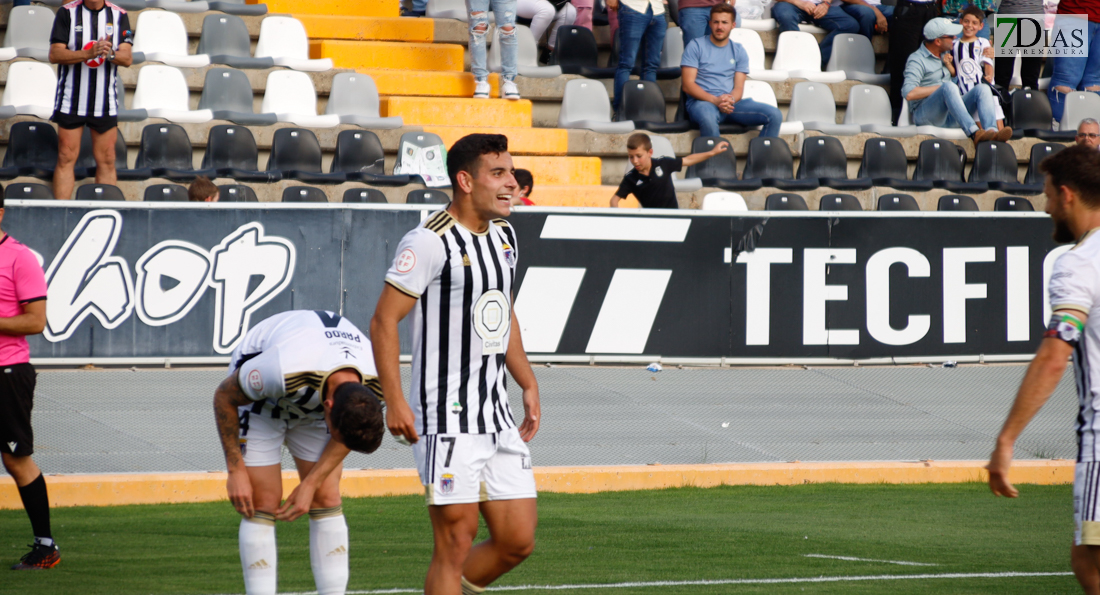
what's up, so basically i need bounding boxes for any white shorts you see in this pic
[413,427,537,506]
[238,407,330,467]
[1075,462,1100,545]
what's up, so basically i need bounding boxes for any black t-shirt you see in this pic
[615,157,683,209]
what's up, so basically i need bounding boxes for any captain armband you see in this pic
[1044,313,1085,346]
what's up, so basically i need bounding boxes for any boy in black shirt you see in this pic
[610,133,730,208]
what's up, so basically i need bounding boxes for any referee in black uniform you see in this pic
[48,0,133,200]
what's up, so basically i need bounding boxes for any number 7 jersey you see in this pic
[385,210,519,436]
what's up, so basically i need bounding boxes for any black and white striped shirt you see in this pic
[50,0,133,117]
[385,210,519,436]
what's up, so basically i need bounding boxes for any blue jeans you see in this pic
[467,0,517,81]
[686,97,784,138]
[840,3,893,40]
[413,0,427,12]
[678,6,741,45]
[1048,19,1100,122]
[771,1,860,67]
[614,3,667,110]
[910,83,998,136]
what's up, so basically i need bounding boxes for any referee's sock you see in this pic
[239,512,277,595]
[461,576,486,594]
[16,473,53,546]
[309,507,349,595]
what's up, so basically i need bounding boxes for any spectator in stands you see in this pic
[946,7,1005,131]
[608,0,667,111]
[48,0,133,201]
[610,133,730,209]
[1048,0,1100,123]
[512,169,536,205]
[837,0,893,40]
[573,0,595,31]
[771,0,860,68]
[682,4,785,138]
[469,0,521,100]
[679,0,742,45]
[188,176,220,202]
[993,0,1043,90]
[404,0,427,17]
[888,0,940,124]
[517,0,577,62]
[1077,118,1100,149]
[902,18,1013,144]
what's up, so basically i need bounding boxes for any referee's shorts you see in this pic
[0,363,38,458]
[51,110,118,134]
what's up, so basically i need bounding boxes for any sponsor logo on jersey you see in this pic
[396,248,416,273]
[473,290,510,355]
[441,473,455,494]
[248,369,263,392]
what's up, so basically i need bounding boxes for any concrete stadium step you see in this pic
[295,15,435,43]
[364,70,496,98]
[422,126,568,155]
[511,156,602,186]
[529,185,638,208]
[311,40,465,72]
[252,0,399,18]
[380,97,533,127]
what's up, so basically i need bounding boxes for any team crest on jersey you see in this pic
[441,474,455,494]
[655,166,663,177]
[502,244,515,268]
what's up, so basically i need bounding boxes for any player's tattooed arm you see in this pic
[214,373,257,517]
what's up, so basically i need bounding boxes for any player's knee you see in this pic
[310,491,342,510]
[502,536,535,563]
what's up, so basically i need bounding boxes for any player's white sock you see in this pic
[461,576,487,594]
[309,507,349,595]
[239,512,278,595]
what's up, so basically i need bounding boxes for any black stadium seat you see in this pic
[144,184,190,202]
[857,138,933,191]
[937,194,979,211]
[202,125,279,183]
[554,27,616,78]
[765,193,808,210]
[617,81,691,133]
[995,196,1035,211]
[743,137,818,191]
[406,189,450,205]
[283,186,329,203]
[75,184,126,201]
[685,136,746,188]
[1024,143,1065,187]
[968,141,1035,194]
[797,136,872,190]
[819,193,862,210]
[0,122,58,180]
[877,193,920,211]
[1011,90,1054,138]
[343,188,388,203]
[267,129,347,184]
[74,127,128,180]
[331,130,411,186]
[218,184,259,202]
[130,124,215,182]
[913,139,987,193]
[4,182,54,200]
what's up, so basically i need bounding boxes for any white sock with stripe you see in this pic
[309,507,349,595]
[239,512,277,595]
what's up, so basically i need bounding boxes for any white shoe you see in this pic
[474,80,490,99]
[502,80,520,100]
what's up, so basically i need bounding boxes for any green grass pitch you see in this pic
[0,482,1079,594]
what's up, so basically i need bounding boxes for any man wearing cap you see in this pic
[901,17,1012,145]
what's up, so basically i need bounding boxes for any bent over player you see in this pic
[987,145,1100,594]
[213,310,386,595]
[371,133,542,595]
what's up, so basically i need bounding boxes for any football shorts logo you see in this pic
[396,248,416,273]
[248,369,263,392]
[473,289,510,355]
[6,442,16,453]
[502,244,516,268]
[441,473,455,494]
[521,456,532,469]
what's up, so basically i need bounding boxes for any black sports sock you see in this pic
[17,473,52,541]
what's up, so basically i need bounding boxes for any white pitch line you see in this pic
[228,571,1073,595]
[803,553,938,566]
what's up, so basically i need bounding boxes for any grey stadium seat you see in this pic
[826,34,888,84]
[558,79,634,134]
[218,184,260,202]
[407,189,450,205]
[197,14,275,70]
[847,85,918,136]
[325,73,403,129]
[488,25,562,78]
[394,132,449,186]
[4,6,54,61]
[198,69,278,125]
[147,0,211,13]
[1061,92,1100,136]
[788,82,862,136]
[208,0,269,16]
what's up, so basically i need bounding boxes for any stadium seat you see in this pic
[197,14,276,69]
[393,132,450,186]
[771,32,845,83]
[262,71,341,128]
[899,101,968,140]
[618,81,691,133]
[913,139,967,188]
[74,127,128,180]
[208,0,269,16]
[554,27,616,78]
[605,33,681,80]
[3,6,53,61]
[648,134,702,192]
[685,136,749,189]
[325,73,404,129]
[133,124,216,181]
[735,81,803,135]
[406,189,451,205]
[343,188,388,203]
[765,193,808,210]
[968,141,1026,192]
[558,79,635,133]
[103,0,147,8]
[1024,143,1064,186]
[994,196,1034,211]
[857,138,933,191]
[147,0,211,13]
[283,186,329,203]
[266,129,346,184]
[330,130,411,186]
[819,193,862,210]
[198,69,278,126]
[701,192,748,211]
[427,0,475,21]
[130,65,214,123]
[938,194,979,211]
[729,29,788,82]
[255,17,334,72]
[1011,90,1054,138]
[877,193,919,211]
[826,34,887,84]
[788,82,861,135]
[218,184,259,202]
[1060,91,1100,138]
[4,182,53,199]
[797,136,871,190]
[131,10,211,68]
[846,85,919,137]
[144,184,190,201]
[0,122,57,179]
[661,28,685,78]
[1,61,56,119]
[116,75,149,123]
[488,25,562,78]
[744,137,818,191]
[201,125,279,183]
[75,184,127,201]
[741,5,777,31]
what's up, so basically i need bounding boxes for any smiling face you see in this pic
[459,151,518,221]
[959,13,983,39]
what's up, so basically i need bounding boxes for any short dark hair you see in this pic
[329,381,385,454]
[1039,144,1100,208]
[959,6,985,23]
[447,133,509,188]
[188,176,219,202]
[710,3,736,19]
[514,168,533,193]
[626,132,652,151]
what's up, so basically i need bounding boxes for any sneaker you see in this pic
[11,543,59,570]
[473,80,490,99]
[993,126,1014,142]
[502,80,520,100]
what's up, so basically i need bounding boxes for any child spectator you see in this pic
[513,169,536,205]
[945,6,1005,131]
[610,133,729,209]
[188,176,219,202]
